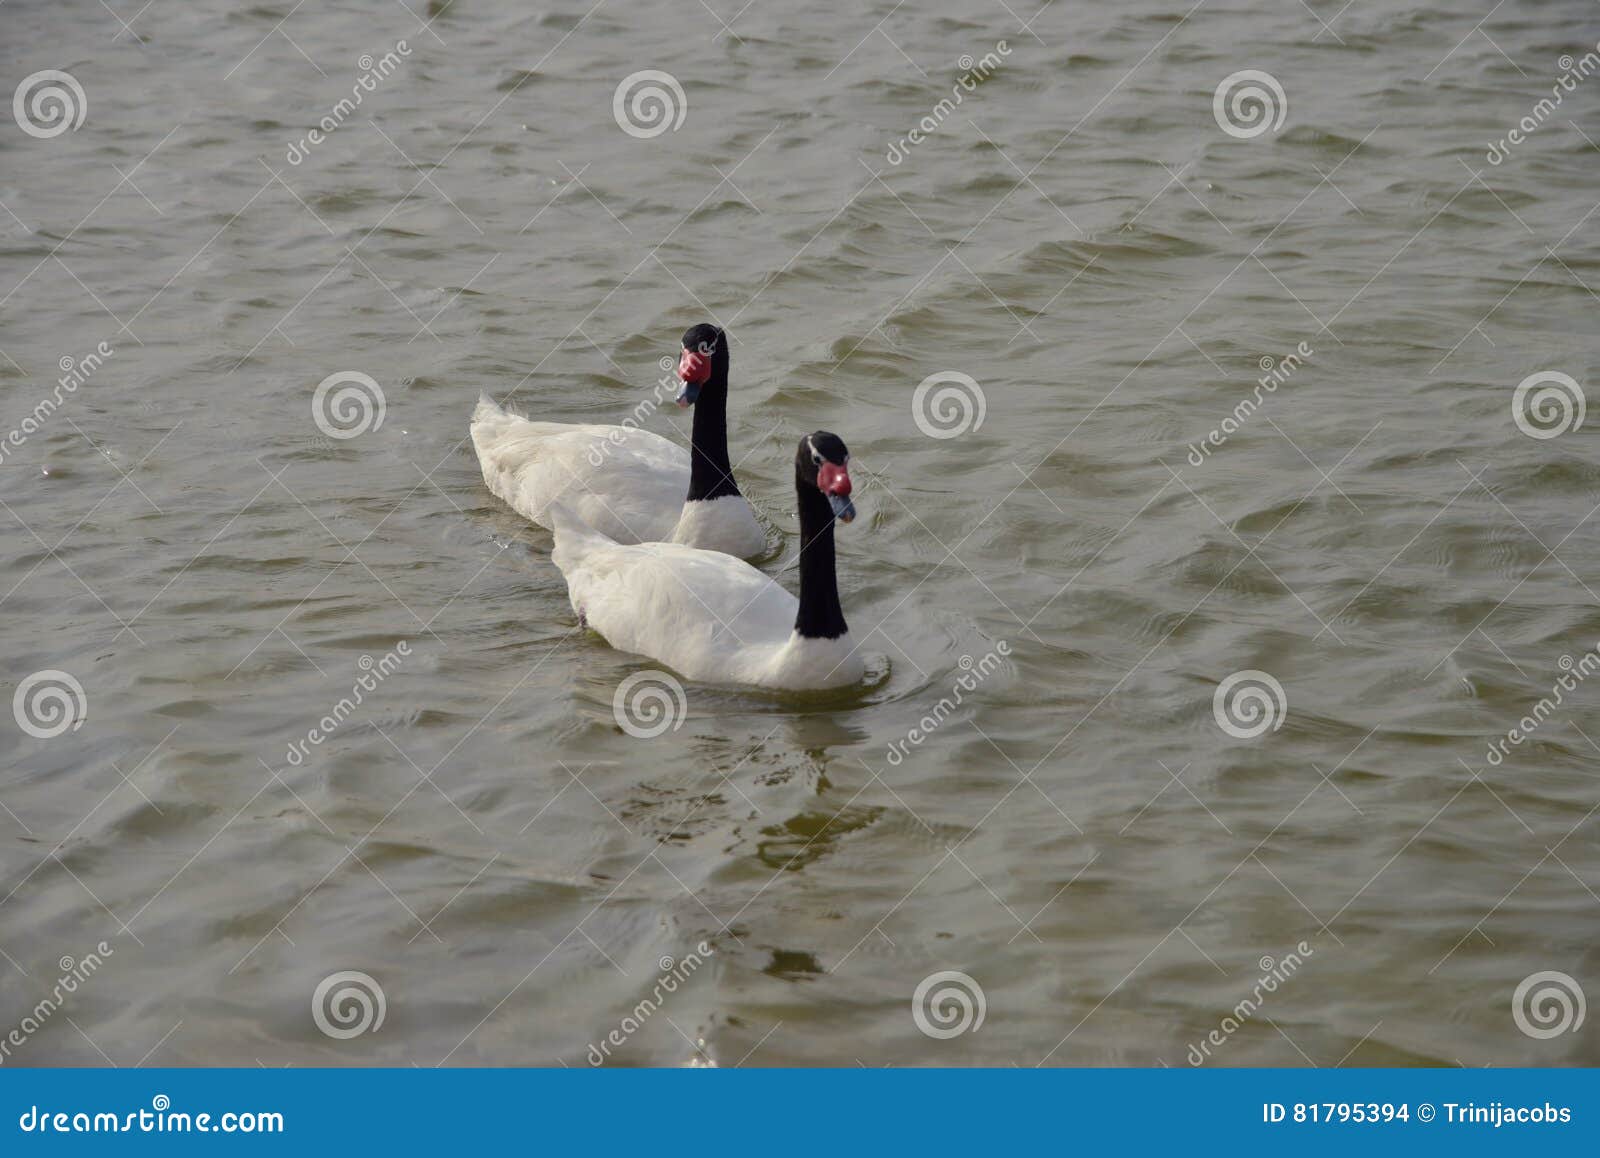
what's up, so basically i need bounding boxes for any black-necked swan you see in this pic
[551,432,866,691]
[469,324,766,558]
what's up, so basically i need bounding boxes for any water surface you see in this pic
[2,0,1598,1066]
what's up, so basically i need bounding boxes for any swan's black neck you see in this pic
[794,473,848,640]
[685,355,740,503]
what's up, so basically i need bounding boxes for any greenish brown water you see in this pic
[1,0,1598,1066]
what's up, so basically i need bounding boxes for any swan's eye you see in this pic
[811,454,822,465]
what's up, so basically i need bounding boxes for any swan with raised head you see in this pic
[469,324,766,557]
[551,432,865,691]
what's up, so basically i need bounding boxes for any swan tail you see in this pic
[471,391,510,427]
[548,501,614,570]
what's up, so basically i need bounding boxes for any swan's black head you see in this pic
[797,431,855,525]
[675,323,727,407]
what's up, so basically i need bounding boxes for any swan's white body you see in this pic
[469,395,765,557]
[551,510,864,691]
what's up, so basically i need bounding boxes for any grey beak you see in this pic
[828,494,856,524]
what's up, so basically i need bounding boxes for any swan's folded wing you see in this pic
[557,539,797,681]
[470,412,689,542]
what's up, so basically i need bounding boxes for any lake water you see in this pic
[1,0,1598,1066]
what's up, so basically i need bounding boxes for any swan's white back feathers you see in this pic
[470,394,765,557]
[551,513,864,691]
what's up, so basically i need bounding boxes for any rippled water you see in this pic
[2,0,1598,1067]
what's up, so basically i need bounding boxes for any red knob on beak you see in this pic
[677,348,712,384]
[817,461,851,496]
